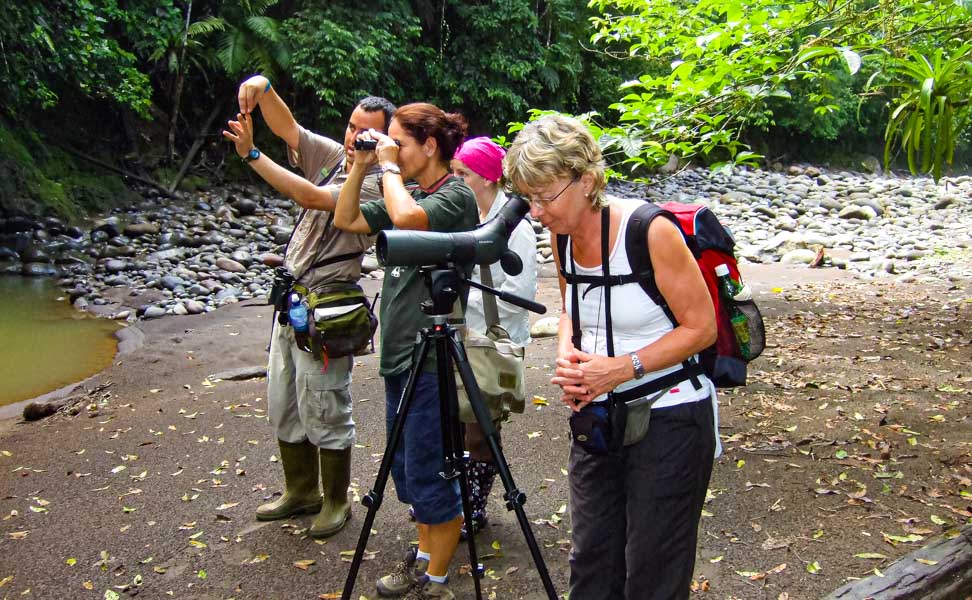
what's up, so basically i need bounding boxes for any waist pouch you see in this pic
[295,282,378,359]
[568,398,631,456]
[569,386,671,455]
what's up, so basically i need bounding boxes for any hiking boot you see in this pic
[309,447,352,538]
[402,580,454,600]
[256,439,322,521]
[376,547,429,597]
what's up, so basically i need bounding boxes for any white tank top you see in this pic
[564,199,710,409]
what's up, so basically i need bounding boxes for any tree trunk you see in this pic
[824,524,972,600]
[168,101,222,195]
[168,0,192,162]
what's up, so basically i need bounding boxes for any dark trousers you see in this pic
[568,399,715,600]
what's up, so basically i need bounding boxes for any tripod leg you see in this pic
[433,329,484,600]
[340,336,433,600]
[448,334,559,600]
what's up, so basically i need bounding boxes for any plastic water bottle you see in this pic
[288,292,308,333]
[715,264,751,359]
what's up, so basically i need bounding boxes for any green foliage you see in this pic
[190,0,290,80]
[0,0,153,118]
[0,125,136,219]
[882,45,972,180]
[587,0,972,179]
[283,2,421,128]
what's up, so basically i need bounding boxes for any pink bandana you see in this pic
[454,137,505,183]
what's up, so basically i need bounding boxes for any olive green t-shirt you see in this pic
[359,175,478,376]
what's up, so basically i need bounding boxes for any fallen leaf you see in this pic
[806,561,821,574]
[294,559,316,571]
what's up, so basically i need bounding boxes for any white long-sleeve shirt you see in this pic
[465,191,537,346]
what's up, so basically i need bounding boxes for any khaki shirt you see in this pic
[284,126,381,290]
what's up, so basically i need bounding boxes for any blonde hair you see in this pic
[504,115,608,210]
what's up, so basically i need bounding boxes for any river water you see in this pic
[0,277,119,406]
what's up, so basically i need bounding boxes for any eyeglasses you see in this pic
[528,175,579,208]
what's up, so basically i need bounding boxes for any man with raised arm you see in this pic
[223,75,394,538]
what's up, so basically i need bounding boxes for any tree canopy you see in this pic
[0,0,969,217]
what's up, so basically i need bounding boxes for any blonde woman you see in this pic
[505,115,717,600]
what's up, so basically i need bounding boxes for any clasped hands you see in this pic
[552,348,630,413]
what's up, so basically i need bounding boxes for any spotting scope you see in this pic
[377,195,530,269]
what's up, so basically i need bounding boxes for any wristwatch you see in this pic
[629,352,646,379]
[243,147,261,163]
[379,163,402,177]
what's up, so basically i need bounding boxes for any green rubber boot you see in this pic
[256,439,323,521]
[309,447,352,538]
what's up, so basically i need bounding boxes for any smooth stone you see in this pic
[172,303,189,316]
[143,306,166,319]
[780,249,818,265]
[531,316,560,338]
[838,205,877,220]
[185,300,206,314]
[124,222,160,237]
[934,196,959,210]
[362,255,380,274]
[215,257,246,273]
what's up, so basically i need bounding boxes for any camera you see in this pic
[353,138,377,151]
[377,195,530,268]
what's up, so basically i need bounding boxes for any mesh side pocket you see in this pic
[736,300,765,360]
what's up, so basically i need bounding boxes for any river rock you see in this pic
[780,249,818,265]
[142,305,166,319]
[185,300,206,315]
[124,222,160,237]
[233,198,259,216]
[91,218,122,238]
[104,259,130,273]
[362,254,380,274]
[216,257,246,272]
[531,316,560,338]
[838,205,878,220]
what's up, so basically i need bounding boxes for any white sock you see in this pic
[427,573,447,584]
[416,550,431,562]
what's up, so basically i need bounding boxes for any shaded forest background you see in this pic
[1,0,970,219]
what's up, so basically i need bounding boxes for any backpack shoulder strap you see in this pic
[624,202,681,324]
[625,201,704,392]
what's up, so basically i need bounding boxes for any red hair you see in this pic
[393,103,467,162]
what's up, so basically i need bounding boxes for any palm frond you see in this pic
[188,16,226,37]
[246,16,280,43]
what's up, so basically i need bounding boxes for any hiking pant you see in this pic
[267,322,355,450]
[568,399,715,600]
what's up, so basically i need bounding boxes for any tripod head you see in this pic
[420,264,462,316]
[418,261,547,318]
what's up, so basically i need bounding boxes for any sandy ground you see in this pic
[0,262,969,600]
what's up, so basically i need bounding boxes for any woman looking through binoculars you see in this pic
[334,103,477,600]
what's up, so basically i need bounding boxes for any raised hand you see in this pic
[221,112,256,158]
[238,75,270,115]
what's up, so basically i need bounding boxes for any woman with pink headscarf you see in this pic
[451,137,537,538]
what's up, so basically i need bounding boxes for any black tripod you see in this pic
[341,264,556,600]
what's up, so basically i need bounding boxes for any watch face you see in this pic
[248,149,260,160]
